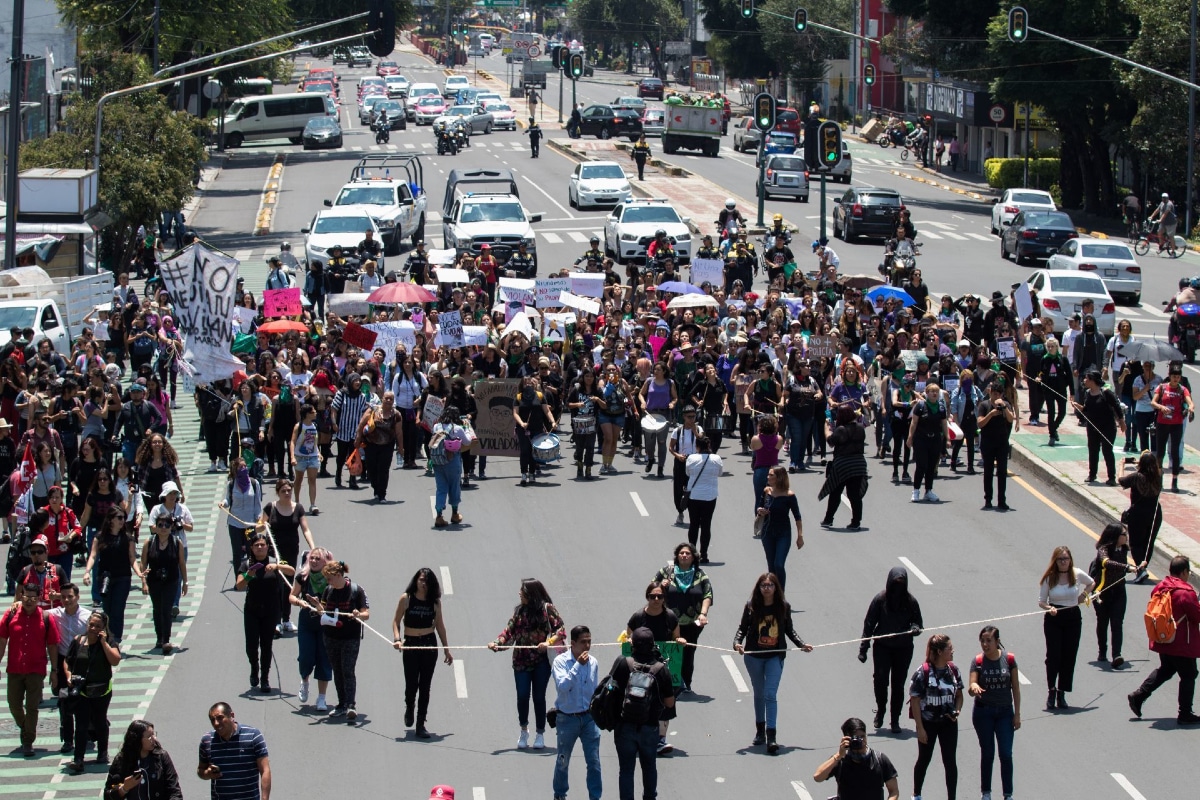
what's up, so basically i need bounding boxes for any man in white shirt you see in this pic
[669,407,705,526]
[360,260,383,293]
[49,583,89,755]
[1061,314,1081,364]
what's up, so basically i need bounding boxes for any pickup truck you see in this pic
[441,168,542,268]
[325,155,428,256]
[662,103,723,157]
[0,267,114,353]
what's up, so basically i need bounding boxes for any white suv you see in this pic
[603,199,693,263]
[443,75,470,98]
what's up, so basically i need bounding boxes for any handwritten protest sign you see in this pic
[535,277,570,307]
[498,277,537,306]
[421,395,445,431]
[463,326,488,346]
[328,293,371,317]
[806,335,837,358]
[160,244,245,382]
[901,350,922,371]
[364,321,416,355]
[473,379,520,455]
[263,288,302,318]
[996,336,1018,364]
[689,258,724,287]
[439,310,465,347]
[342,321,378,350]
[569,272,604,299]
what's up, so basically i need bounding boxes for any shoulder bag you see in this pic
[683,455,710,507]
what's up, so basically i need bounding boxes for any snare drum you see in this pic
[704,413,728,432]
[572,415,597,435]
[641,413,668,433]
[532,433,561,463]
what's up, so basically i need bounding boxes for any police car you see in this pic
[603,199,693,264]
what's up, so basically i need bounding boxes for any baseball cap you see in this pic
[31,535,49,549]
[430,787,455,800]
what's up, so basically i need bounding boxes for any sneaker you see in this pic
[982,794,992,800]
[328,706,347,718]
[656,737,673,755]
[316,695,328,712]
[171,605,180,619]
[517,730,530,749]
[520,475,528,486]
[217,460,227,472]
[299,680,310,704]
[911,489,921,502]
[1177,712,1200,725]
[924,490,940,503]
[284,621,296,633]
[346,707,358,721]
[533,732,545,749]
[675,512,684,525]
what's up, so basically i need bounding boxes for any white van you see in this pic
[217,93,333,148]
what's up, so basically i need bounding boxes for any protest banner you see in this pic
[996,336,1018,363]
[535,277,570,307]
[364,321,416,355]
[473,379,520,456]
[1014,284,1034,323]
[160,243,245,382]
[806,334,837,358]
[498,277,537,306]
[439,310,465,347]
[569,272,604,299]
[342,321,378,350]
[558,291,601,316]
[463,326,488,346]
[689,257,724,288]
[263,288,302,318]
[421,395,445,431]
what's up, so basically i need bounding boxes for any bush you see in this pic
[1049,183,1063,207]
[984,157,1060,190]
[611,56,627,72]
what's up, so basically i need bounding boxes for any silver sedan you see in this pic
[444,104,494,135]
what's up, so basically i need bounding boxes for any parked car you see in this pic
[481,101,517,130]
[1000,210,1077,264]
[641,108,665,137]
[990,188,1056,234]
[732,116,762,153]
[568,161,633,209]
[1047,237,1142,305]
[832,186,905,242]
[758,155,809,202]
[302,117,343,150]
[1026,269,1117,336]
[638,77,665,99]
[578,105,643,140]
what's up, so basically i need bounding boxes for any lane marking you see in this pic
[943,232,968,240]
[1017,670,1031,685]
[721,654,750,693]
[568,231,589,243]
[967,233,992,241]
[898,556,932,585]
[440,566,454,595]
[454,659,469,698]
[1111,774,1147,800]
[791,780,814,800]
[430,495,437,518]
[921,231,943,240]
[522,173,576,218]
[541,232,563,244]
[473,789,486,800]
[630,491,650,517]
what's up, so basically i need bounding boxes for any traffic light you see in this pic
[366,0,396,58]
[753,92,776,132]
[740,0,754,19]
[793,8,807,32]
[569,53,584,80]
[819,121,842,169]
[863,63,876,86]
[1007,6,1027,43]
[451,20,460,36]
[554,45,569,70]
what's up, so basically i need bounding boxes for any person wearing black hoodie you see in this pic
[859,567,924,732]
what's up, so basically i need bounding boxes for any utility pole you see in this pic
[1189,0,1197,235]
[153,0,161,72]
[4,0,27,271]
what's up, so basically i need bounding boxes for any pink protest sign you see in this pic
[263,288,302,318]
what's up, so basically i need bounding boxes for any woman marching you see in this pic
[1118,451,1164,583]
[567,368,601,479]
[62,610,122,772]
[652,544,712,694]
[819,404,869,530]
[139,510,188,654]
[306,559,370,721]
[513,376,554,486]
[1037,546,1095,710]
[683,435,721,562]
[733,572,812,754]
[289,547,334,712]
[430,405,468,527]
[103,721,183,800]
[1071,369,1125,485]
[392,567,453,738]
[909,634,963,800]
[236,533,295,694]
[907,381,949,503]
[755,466,804,591]
[1093,523,1137,667]
[968,626,1021,800]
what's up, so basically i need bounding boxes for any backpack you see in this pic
[620,658,664,725]
[1145,588,1178,645]
[589,673,624,731]
[972,651,1016,676]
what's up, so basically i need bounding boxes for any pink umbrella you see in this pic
[367,283,437,304]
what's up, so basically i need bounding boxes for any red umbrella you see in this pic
[367,283,437,304]
[257,320,310,334]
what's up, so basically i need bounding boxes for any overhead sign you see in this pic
[664,41,689,56]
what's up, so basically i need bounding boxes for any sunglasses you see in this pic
[647,594,664,600]
[28,549,46,555]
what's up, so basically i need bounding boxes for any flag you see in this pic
[45,47,55,94]
[13,442,36,526]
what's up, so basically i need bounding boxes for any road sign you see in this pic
[513,35,534,57]
[202,80,222,100]
[988,104,1006,124]
[527,45,541,58]
[664,41,689,56]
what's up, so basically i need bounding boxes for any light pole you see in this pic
[1188,0,1197,235]
[4,0,27,271]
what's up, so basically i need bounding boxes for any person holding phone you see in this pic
[104,720,183,800]
[197,702,270,800]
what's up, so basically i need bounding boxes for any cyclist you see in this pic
[574,237,604,271]
[1121,193,1141,238]
[1147,192,1178,255]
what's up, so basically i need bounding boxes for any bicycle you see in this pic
[1133,221,1186,258]
[1123,215,1140,243]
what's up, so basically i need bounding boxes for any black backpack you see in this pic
[589,673,623,731]
[620,658,664,725]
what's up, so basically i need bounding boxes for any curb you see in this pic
[254,154,285,236]
[889,169,989,202]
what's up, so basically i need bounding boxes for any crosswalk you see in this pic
[920,220,992,242]
[1117,302,1170,325]
[298,138,529,155]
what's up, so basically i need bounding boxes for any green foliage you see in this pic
[697,0,775,78]
[983,157,1061,190]
[757,0,849,97]
[882,0,999,74]
[567,0,684,78]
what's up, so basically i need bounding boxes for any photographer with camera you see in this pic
[812,717,899,800]
[105,720,183,800]
[976,381,1015,510]
[139,510,188,655]
[62,609,121,773]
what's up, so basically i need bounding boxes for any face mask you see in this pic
[962,378,972,389]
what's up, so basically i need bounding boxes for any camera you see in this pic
[849,735,865,750]
[66,674,86,699]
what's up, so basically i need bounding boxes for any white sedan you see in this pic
[990,188,1056,234]
[1047,237,1142,305]
[302,206,380,268]
[1027,268,1117,336]
[569,161,633,209]
[603,199,692,263]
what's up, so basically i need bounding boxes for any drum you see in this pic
[704,413,728,432]
[572,415,597,435]
[642,413,668,433]
[532,433,561,463]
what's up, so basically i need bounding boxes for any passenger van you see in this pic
[217,93,334,148]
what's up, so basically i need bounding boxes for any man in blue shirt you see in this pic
[552,625,602,800]
[197,702,271,800]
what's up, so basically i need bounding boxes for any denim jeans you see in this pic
[752,466,771,510]
[554,712,603,800]
[784,415,814,469]
[743,654,784,727]
[761,526,792,590]
[433,460,462,513]
[297,622,332,682]
[614,722,660,800]
[514,656,552,730]
[972,702,1015,797]
[100,575,132,643]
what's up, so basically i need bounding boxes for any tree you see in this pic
[758,0,850,107]
[568,0,620,57]
[698,0,775,79]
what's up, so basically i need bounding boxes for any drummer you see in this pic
[639,362,679,478]
[513,374,556,487]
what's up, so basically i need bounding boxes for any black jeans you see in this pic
[823,477,864,525]
[1086,426,1117,480]
[672,457,688,512]
[335,438,356,483]
[678,622,703,687]
[1043,605,1082,692]
[950,428,975,469]
[148,578,175,645]
[364,442,394,498]
[872,645,914,724]
[1135,652,1198,715]
[1156,422,1184,475]
[912,438,941,492]
[981,444,1008,505]
[913,716,958,800]
[1027,380,1044,421]
[892,418,911,472]
[268,430,289,476]
[70,692,112,762]
[1128,509,1163,566]
[244,606,279,683]
[516,426,536,475]
[686,497,716,557]
[403,633,438,725]
[401,413,421,465]
[1044,391,1068,437]
[634,156,647,180]
[204,419,230,463]
[574,432,596,468]
[1095,588,1127,660]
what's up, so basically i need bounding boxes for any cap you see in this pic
[957,340,972,349]
[1169,364,1184,375]
[1031,318,1044,327]
[631,626,655,650]
[480,243,490,250]
[129,382,146,393]
[159,480,181,498]
[430,787,455,800]
[31,535,49,549]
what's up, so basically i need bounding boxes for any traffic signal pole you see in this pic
[819,170,828,244]
[757,140,766,227]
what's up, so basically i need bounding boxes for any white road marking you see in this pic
[473,788,486,800]
[1017,670,1031,685]
[721,654,750,693]
[791,780,814,800]
[926,221,957,229]
[234,250,252,261]
[943,232,968,240]
[430,495,437,518]
[568,231,590,243]
[405,143,416,149]
[629,491,649,516]
[440,566,454,595]
[541,232,563,244]
[1111,774,1147,800]
[522,173,576,218]
[898,557,932,585]
[454,659,469,698]
[352,145,363,151]
[921,231,943,240]
[967,233,992,241]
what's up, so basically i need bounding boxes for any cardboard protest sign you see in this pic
[263,288,302,318]
[342,321,378,350]
[421,395,445,431]
[996,336,1018,363]
[806,335,836,358]
[463,326,489,346]
[689,258,724,287]
[473,379,520,455]
[498,277,537,306]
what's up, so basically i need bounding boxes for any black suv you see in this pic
[579,105,644,141]
[832,186,905,242]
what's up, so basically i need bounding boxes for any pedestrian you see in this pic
[145,481,193,619]
[977,381,1015,510]
[1034,336,1072,444]
[948,136,960,171]
[0,581,60,756]
[683,436,721,562]
[1071,369,1124,485]
[733,572,812,753]
[568,369,601,479]
[640,364,676,479]
[907,381,949,502]
[551,625,603,800]
[139,510,188,655]
[1128,555,1200,724]
[948,370,982,473]
[755,466,803,591]
[61,609,121,772]
[858,567,924,733]
[819,404,868,530]
[357,390,403,502]
[1150,364,1193,492]
[1070,314,1106,409]
[652,544,712,694]
[1093,523,1136,667]
[625,580,686,754]
[392,567,453,738]
[330,373,369,490]
[934,136,945,167]
[1037,545,1095,710]
[669,406,703,524]
[598,364,631,474]
[258,479,314,635]
[236,533,294,694]
[526,119,543,158]
[514,375,554,487]
[430,404,467,527]
[606,627,675,800]
[631,134,652,181]
[528,88,539,117]
[812,717,900,800]
[890,374,915,482]
[909,634,963,800]
[289,547,333,712]
[488,578,566,750]
[1118,451,1163,583]
[81,507,142,646]
[104,720,183,800]
[307,559,369,721]
[16,527,65,610]
[781,358,821,471]
[750,414,785,510]
[290,402,321,515]
[968,626,1021,800]
[197,702,271,800]
[48,583,89,755]
[1130,360,1161,451]
[218,456,263,573]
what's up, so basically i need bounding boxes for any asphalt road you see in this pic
[111,48,1199,800]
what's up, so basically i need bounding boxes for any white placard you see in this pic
[439,310,465,347]
[365,321,417,355]
[569,272,605,299]
[558,291,601,316]
[689,257,724,287]
[435,267,470,284]
[535,277,571,307]
[504,312,534,341]
[1014,283,1034,323]
[427,248,458,265]
[498,277,537,306]
[159,243,245,383]
[328,293,372,316]
[544,312,576,330]
[463,325,489,346]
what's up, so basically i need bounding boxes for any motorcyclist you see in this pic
[507,240,536,279]
[454,118,471,148]
[357,229,384,265]
[763,234,795,286]
[893,207,917,240]
[406,241,431,284]
[278,242,300,272]
[574,237,604,270]
[646,229,675,263]
[882,226,918,283]
[1166,277,1200,347]
[325,245,352,294]
[765,213,791,248]
[716,199,746,239]
[374,109,391,143]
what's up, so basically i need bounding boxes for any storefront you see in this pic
[920,81,1014,174]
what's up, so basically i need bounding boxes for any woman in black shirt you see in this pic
[513,375,554,486]
[391,567,453,738]
[1092,523,1136,667]
[310,560,370,720]
[568,370,602,479]
[63,610,122,772]
[235,534,294,694]
[907,382,949,503]
[82,507,141,647]
[104,720,183,800]
[1071,369,1124,485]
